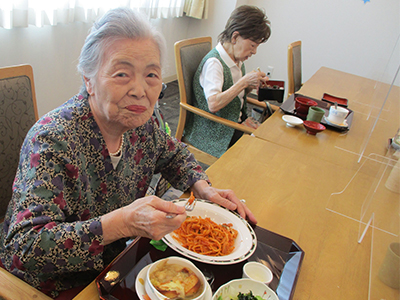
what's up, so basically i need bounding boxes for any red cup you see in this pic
[295,97,318,116]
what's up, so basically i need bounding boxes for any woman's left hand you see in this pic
[190,181,257,224]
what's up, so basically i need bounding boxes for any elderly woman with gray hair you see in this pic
[185,5,271,158]
[0,7,256,297]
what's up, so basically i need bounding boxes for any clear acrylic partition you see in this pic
[326,37,400,299]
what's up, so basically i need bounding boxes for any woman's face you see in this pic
[85,37,163,132]
[232,34,260,63]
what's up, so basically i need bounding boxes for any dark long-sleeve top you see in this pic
[0,94,208,297]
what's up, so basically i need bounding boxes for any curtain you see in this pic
[183,0,208,19]
[0,0,186,29]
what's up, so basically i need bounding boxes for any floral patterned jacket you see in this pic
[0,94,208,297]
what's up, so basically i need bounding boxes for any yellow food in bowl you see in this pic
[149,260,202,299]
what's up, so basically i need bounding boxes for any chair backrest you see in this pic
[287,40,302,96]
[0,64,38,222]
[174,36,212,140]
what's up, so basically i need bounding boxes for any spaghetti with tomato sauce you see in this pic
[172,216,238,256]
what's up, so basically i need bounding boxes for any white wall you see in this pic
[186,0,237,44]
[0,16,191,117]
[1,22,91,116]
[187,0,400,98]
[245,0,400,93]
[1,0,399,116]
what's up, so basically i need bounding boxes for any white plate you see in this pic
[324,116,348,128]
[163,199,257,265]
[135,264,151,300]
[282,115,303,127]
[135,264,212,300]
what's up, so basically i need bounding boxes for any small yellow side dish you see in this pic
[149,260,202,299]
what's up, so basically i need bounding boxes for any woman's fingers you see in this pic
[202,188,258,225]
[122,196,187,240]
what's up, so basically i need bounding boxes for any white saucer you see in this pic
[324,116,348,128]
[135,264,150,300]
[135,263,212,300]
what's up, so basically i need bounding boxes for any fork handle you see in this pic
[165,213,177,219]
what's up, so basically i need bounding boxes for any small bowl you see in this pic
[282,115,303,127]
[303,121,326,135]
[243,261,273,285]
[212,278,278,300]
[146,256,206,300]
[295,96,318,116]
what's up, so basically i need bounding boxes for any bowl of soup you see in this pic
[146,256,206,300]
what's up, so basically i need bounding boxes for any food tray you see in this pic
[258,80,285,103]
[280,93,353,132]
[96,226,304,300]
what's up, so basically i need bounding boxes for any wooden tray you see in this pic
[96,226,305,300]
[258,80,285,103]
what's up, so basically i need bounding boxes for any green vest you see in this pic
[184,48,247,158]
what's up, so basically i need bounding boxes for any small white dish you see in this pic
[324,116,348,128]
[212,278,278,300]
[243,261,273,285]
[136,263,212,300]
[282,115,303,127]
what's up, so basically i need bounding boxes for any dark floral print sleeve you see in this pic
[0,94,208,297]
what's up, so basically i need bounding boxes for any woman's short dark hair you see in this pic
[218,5,271,44]
[77,7,166,97]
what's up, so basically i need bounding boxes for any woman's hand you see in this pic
[242,70,268,90]
[190,180,257,225]
[101,196,186,245]
[208,70,268,113]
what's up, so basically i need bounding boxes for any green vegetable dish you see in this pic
[217,291,264,300]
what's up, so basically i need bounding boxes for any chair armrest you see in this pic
[246,96,279,112]
[181,103,254,134]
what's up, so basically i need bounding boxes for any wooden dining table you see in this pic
[204,135,398,300]
[1,67,398,300]
[254,67,400,171]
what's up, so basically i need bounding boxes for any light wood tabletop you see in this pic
[205,135,398,299]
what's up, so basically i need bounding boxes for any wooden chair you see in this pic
[0,64,39,223]
[174,37,265,165]
[287,40,302,97]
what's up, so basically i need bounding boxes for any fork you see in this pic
[184,195,197,211]
[166,194,197,219]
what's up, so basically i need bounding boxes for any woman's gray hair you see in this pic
[77,7,166,97]
[218,5,271,44]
